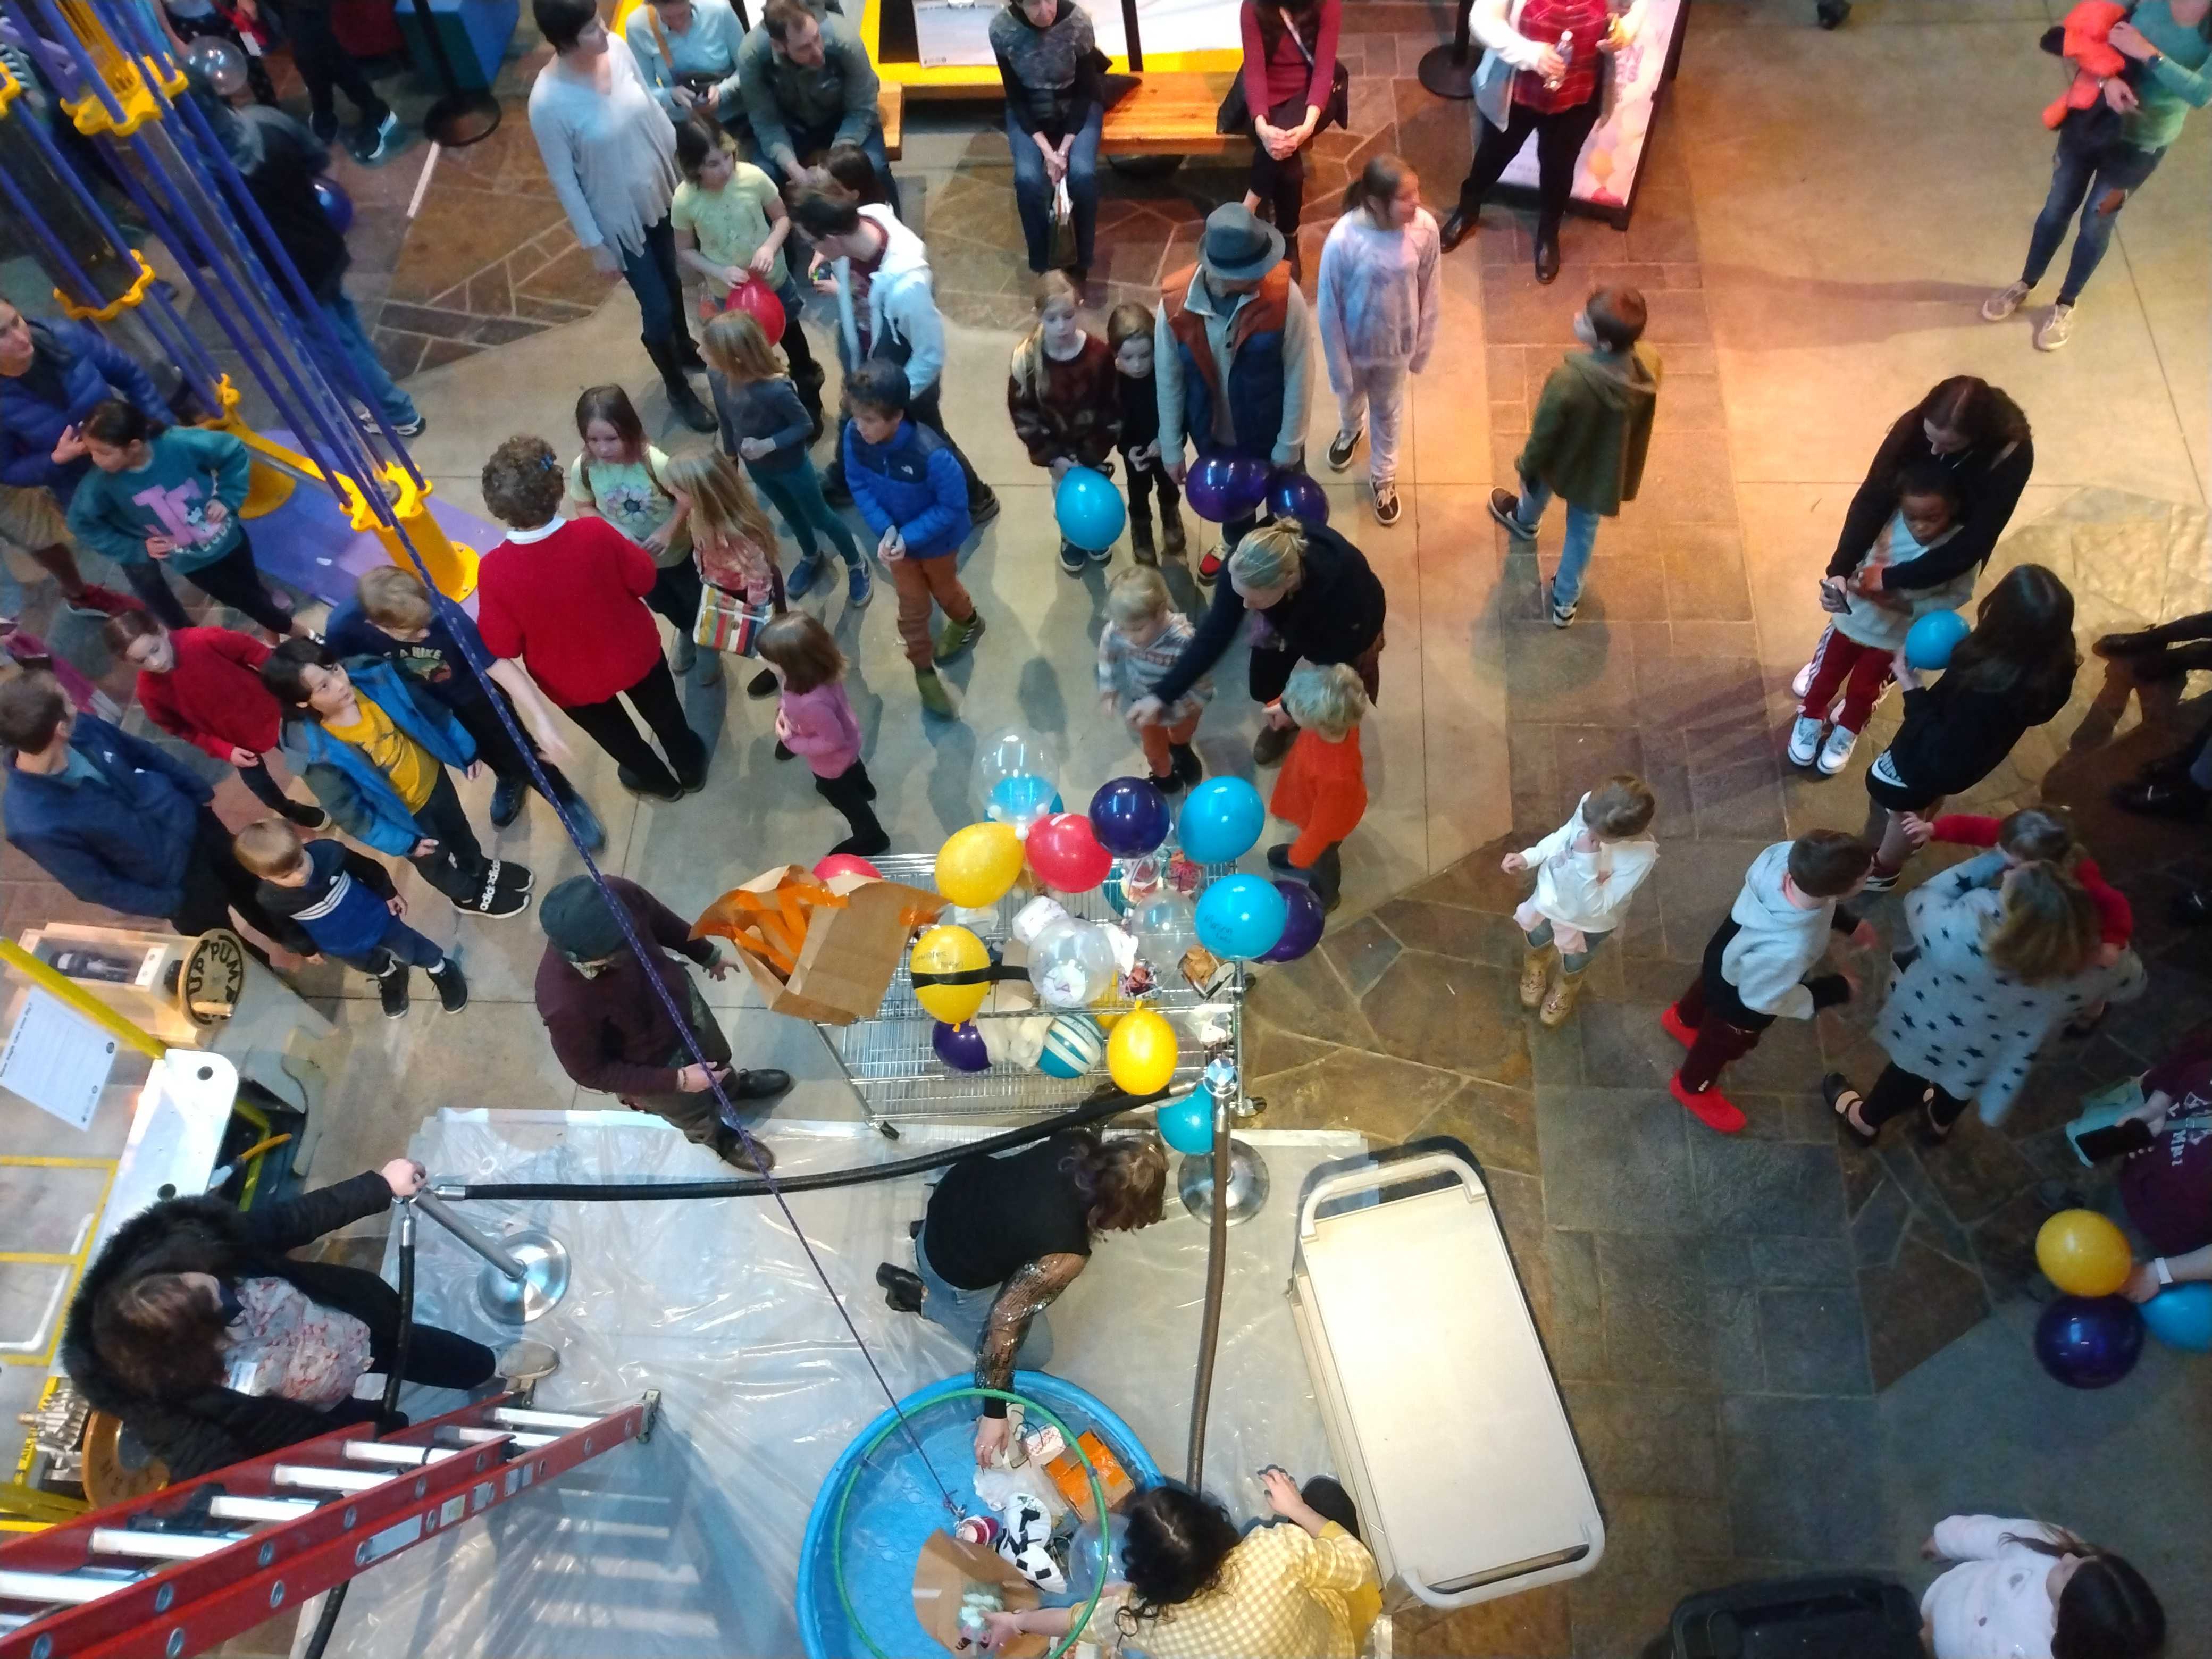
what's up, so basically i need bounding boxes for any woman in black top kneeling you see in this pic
[878,1128,1168,1462]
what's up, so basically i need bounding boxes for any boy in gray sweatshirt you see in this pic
[1661,831,1874,1134]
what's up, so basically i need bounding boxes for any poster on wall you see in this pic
[1495,0,1689,227]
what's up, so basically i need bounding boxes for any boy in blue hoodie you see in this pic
[842,360,983,718]
[261,640,533,919]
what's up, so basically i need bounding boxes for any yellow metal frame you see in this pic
[5,1379,91,1532]
[0,55,22,115]
[0,1156,119,1370]
[54,250,157,323]
[0,940,165,1061]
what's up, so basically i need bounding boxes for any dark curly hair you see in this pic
[1116,1482,1242,1629]
[1066,1129,1169,1234]
[480,434,566,530]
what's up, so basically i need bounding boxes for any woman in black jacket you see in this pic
[1127,517,1386,766]
[1792,377,2035,702]
[1861,564,2079,890]
[61,1161,550,1482]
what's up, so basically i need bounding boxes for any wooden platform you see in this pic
[878,82,903,158]
[1100,71,1249,157]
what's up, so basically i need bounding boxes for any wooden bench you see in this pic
[1099,71,1249,157]
[877,82,903,160]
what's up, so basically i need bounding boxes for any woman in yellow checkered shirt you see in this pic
[982,1467,1381,1657]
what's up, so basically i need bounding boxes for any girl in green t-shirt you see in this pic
[670,114,823,406]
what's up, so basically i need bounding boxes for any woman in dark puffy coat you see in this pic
[61,1160,552,1481]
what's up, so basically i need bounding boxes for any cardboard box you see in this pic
[695,867,941,1025]
[911,1530,1048,1657]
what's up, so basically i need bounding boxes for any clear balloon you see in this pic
[182,34,249,95]
[1028,916,1118,1007]
[976,727,1063,836]
[1127,890,1197,959]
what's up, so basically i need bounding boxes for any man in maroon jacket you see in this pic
[533,875,786,1171]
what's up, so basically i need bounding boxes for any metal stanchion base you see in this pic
[1417,43,1480,99]
[1177,1141,1271,1226]
[423,90,502,149]
[478,1230,571,1322]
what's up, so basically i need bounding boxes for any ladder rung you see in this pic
[492,1407,598,1431]
[89,1530,240,1562]
[341,1442,440,1467]
[0,1568,138,1605]
[453,1427,557,1450]
[0,1612,35,1630]
[209,1496,319,1522]
[271,1464,390,1495]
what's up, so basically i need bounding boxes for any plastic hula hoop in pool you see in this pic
[822,1383,1119,1659]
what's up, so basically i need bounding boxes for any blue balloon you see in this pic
[1055,465,1127,552]
[1178,776,1265,865]
[1257,878,1326,962]
[314,175,354,234]
[1156,1090,1212,1155]
[1090,776,1172,858]
[988,773,1061,825]
[1266,469,1330,527]
[1196,872,1288,960]
[2033,1295,2144,1389]
[1904,608,1970,670]
[2141,1282,2212,1353]
[1186,454,1269,523]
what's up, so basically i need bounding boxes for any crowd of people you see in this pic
[1,0,2208,1653]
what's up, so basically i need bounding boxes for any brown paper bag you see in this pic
[694,866,941,1025]
[911,1531,1048,1657]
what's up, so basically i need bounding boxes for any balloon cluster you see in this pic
[1182,459,1331,530]
[2027,1209,2212,1387]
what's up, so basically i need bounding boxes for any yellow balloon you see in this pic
[937,822,1026,909]
[910,925,991,1023]
[2035,1208,2132,1298]
[1107,1008,1179,1095]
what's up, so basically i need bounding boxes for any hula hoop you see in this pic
[829,1385,1113,1659]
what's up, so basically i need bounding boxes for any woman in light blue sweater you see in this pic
[65,400,301,638]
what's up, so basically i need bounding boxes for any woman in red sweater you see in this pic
[105,611,329,830]
[1266,660,1366,912]
[475,437,708,803]
[1236,0,1342,281]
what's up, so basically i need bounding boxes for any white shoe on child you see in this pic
[1816,723,1859,776]
[1787,714,1825,768]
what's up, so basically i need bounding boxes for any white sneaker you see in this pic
[1980,280,2030,322]
[1791,658,1816,699]
[2033,303,2075,351]
[1816,723,1859,775]
[1787,714,1825,767]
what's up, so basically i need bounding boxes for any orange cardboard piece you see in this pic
[1046,1432,1134,1524]
[694,866,943,1025]
[911,1530,1048,1658]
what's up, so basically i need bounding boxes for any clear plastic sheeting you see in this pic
[333,1111,1364,1659]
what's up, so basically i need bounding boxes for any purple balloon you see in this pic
[1186,454,1268,523]
[1267,470,1330,527]
[1258,879,1326,962]
[932,1020,992,1073]
[2033,1295,2145,1389]
[1089,776,1173,858]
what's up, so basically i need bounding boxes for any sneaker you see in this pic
[1548,582,1577,628]
[1790,656,1817,700]
[876,1261,925,1313]
[935,610,985,662]
[742,667,774,699]
[428,957,468,1014]
[489,775,527,830]
[464,875,532,919]
[1170,742,1203,787]
[847,561,873,606]
[1150,767,1185,797]
[617,765,684,804]
[284,801,332,831]
[376,965,409,1019]
[1669,1074,1747,1134]
[1196,545,1226,584]
[1860,867,1899,894]
[915,666,954,718]
[1251,722,1295,767]
[2033,303,2075,352]
[1787,713,1825,767]
[387,413,426,438]
[1059,540,1086,575]
[1327,425,1362,472]
[352,111,403,165]
[1087,538,1112,565]
[672,633,698,676]
[1816,723,1859,776]
[1488,487,1531,538]
[309,108,340,144]
[969,489,1001,530]
[1659,1003,1696,1049]
[557,789,607,852]
[489,859,533,894]
[1374,483,1401,526]
[62,584,140,618]
[1981,280,2031,323]
[786,553,825,600]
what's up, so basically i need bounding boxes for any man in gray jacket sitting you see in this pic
[737,0,901,210]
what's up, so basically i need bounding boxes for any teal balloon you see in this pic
[1055,466,1127,552]
[1195,872,1288,960]
[1157,1090,1212,1155]
[988,774,1062,825]
[2141,1282,2212,1353]
[1904,608,1970,669]
[1178,777,1264,865]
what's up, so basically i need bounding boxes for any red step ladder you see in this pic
[0,1389,658,1659]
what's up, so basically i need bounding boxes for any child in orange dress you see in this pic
[1265,661,1367,913]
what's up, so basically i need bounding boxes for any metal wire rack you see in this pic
[817,852,1241,1131]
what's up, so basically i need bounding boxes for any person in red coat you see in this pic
[105,611,329,830]
[475,435,708,802]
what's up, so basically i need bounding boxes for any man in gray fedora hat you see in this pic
[1154,202,1314,587]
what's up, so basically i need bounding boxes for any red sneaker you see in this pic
[1670,1074,1746,1134]
[63,585,143,619]
[1659,1004,1696,1049]
[1196,546,1225,584]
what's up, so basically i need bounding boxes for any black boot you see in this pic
[876,1262,925,1312]
[672,327,708,373]
[1129,497,1157,565]
[644,334,715,433]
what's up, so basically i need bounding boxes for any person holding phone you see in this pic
[2112,1032,2212,1302]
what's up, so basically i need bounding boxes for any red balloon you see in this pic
[726,275,787,343]
[1026,813,1112,893]
[813,853,882,882]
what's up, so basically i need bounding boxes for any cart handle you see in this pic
[1297,1147,1482,1243]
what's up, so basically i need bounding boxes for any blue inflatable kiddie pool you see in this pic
[798,1373,1162,1659]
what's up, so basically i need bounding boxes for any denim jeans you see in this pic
[912,1230,1054,1369]
[2021,130,2166,306]
[315,291,420,427]
[1003,105,1102,272]
[750,459,860,567]
[620,215,690,346]
[1512,476,1601,609]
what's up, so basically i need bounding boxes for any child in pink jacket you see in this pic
[757,612,886,858]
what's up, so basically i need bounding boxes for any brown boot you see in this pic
[1161,501,1187,558]
[1519,945,1551,1009]
[1130,500,1157,565]
[1539,966,1585,1028]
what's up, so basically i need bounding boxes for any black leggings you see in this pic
[1247,94,1329,249]
[372,1322,497,1390]
[816,758,883,848]
[562,656,707,797]
[281,0,389,128]
[124,532,295,636]
[1455,94,1604,236]
[1122,449,1180,520]
[1855,1062,1970,1134]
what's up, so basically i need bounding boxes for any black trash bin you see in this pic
[1671,1574,1923,1659]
